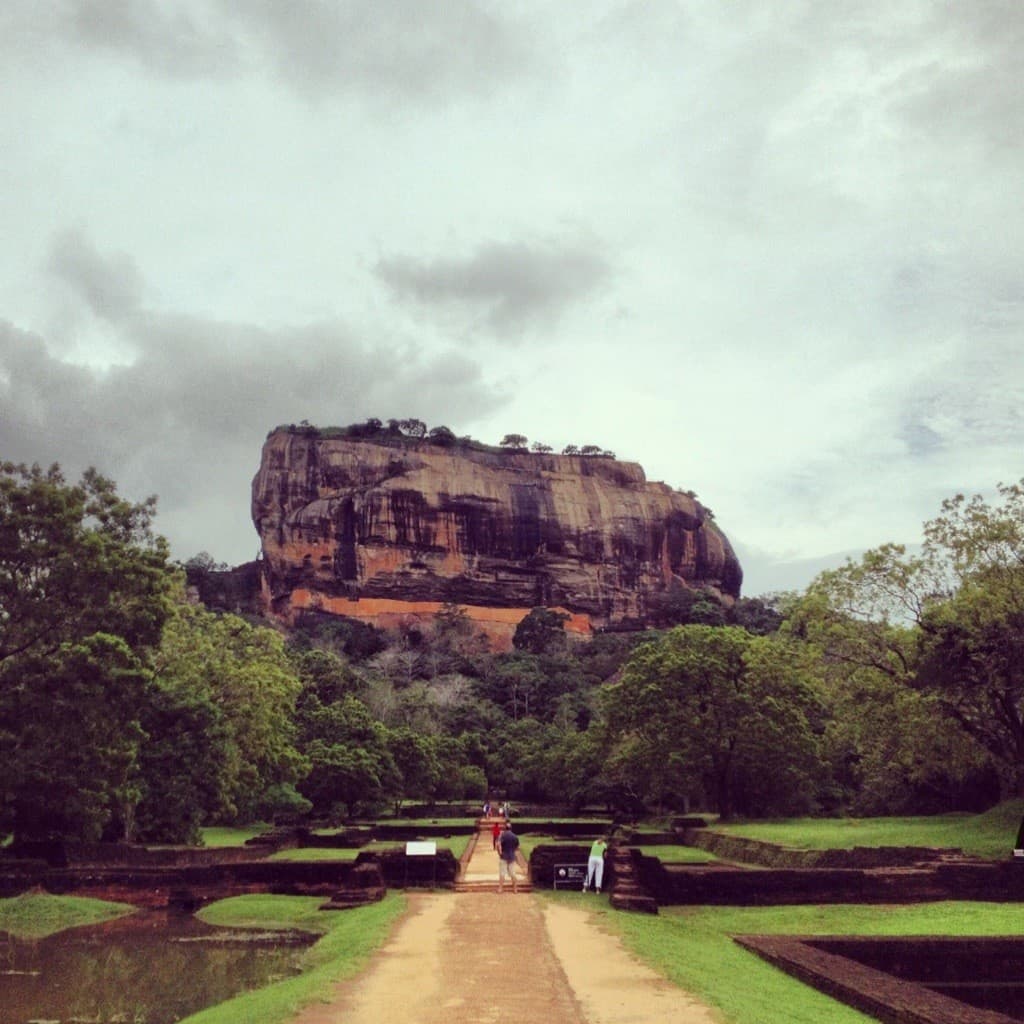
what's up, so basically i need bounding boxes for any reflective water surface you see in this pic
[0,910,314,1023]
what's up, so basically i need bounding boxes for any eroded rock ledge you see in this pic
[251,428,742,647]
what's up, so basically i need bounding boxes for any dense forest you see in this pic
[2,458,1022,845]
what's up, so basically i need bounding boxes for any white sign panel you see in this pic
[405,841,437,856]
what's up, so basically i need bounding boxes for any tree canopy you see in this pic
[0,463,175,841]
[602,626,824,817]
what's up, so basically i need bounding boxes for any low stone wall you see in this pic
[0,858,377,908]
[737,935,1023,1024]
[300,824,471,847]
[5,840,270,868]
[0,849,458,905]
[357,848,459,889]
[529,844,601,889]
[809,936,1024,982]
[622,831,684,846]
[681,829,965,868]
[637,855,1024,905]
[513,821,613,838]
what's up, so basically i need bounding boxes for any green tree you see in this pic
[648,586,727,628]
[399,418,427,438]
[296,693,397,817]
[478,653,550,721]
[793,481,1024,797]
[0,462,172,664]
[388,727,442,811]
[602,626,824,817]
[427,425,457,446]
[151,603,305,824]
[1,634,149,842]
[512,607,569,656]
[729,594,786,635]
[292,648,363,705]
[131,664,233,842]
[499,434,528,450]
[0,463,174,841]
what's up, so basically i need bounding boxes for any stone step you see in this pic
[455,881,534,893]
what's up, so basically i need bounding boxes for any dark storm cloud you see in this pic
[65,0,241,78]
[0,233,505,561]
[8,0,534,100]
[375,238,612,336]
[49,228,144,322]
[220,0,536,100]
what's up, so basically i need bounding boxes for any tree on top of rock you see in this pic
[399,418,427,438]
[500,433,528,450]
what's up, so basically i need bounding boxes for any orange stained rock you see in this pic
[288,589,591,651]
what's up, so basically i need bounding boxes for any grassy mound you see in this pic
[0,892,136,939]
[182,893,404,1024]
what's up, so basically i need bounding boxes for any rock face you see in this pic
[251,428,742,648]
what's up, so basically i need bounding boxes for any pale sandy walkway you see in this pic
[289,892,719,1024]
[461,817,529,889]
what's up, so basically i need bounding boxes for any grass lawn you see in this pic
[560,896,1024,1024]
[514,834,591,859]
[0,892,136,939]
[183,893,405,1024]
[268,846,363,861]
[710,800,1024,859]
[197,824,271,848]
[629,844,718,863]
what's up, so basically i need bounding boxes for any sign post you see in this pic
[405,840,438,889]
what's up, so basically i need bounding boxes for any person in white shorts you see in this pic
[583,837,607,893]
[497,822,520,893]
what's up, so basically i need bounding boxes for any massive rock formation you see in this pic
[252,427,742,648]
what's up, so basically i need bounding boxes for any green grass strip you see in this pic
[629,844,718,863]
[0,892,136,939]
[268,847,362,861]
[197,825,271,848]
[182,893,405,1024]
[711,800,1024,859]
[568,897,1024,1024]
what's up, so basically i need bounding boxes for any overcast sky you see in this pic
[2,2,1021,596]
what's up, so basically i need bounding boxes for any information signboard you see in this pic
[553,863,587,890]
[405,841,437,856]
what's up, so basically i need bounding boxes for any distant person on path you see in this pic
[497,822,520,893]
[583,837,607,893]
[483,800,491,818]
[491,820,502,851]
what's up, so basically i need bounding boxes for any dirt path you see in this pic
[460,819,528,889]
[290,892,719,1024]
